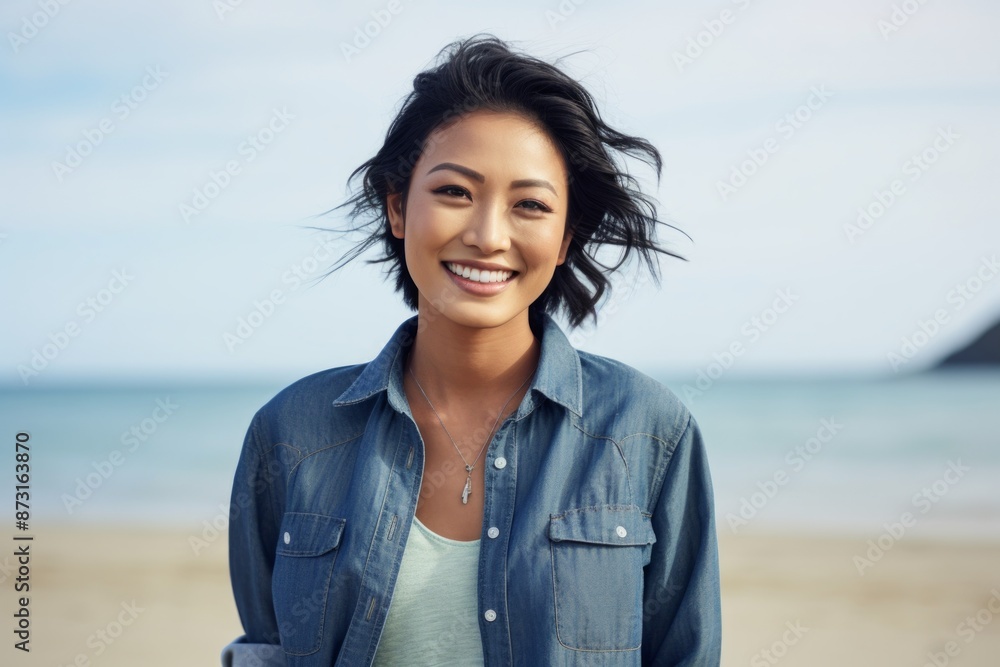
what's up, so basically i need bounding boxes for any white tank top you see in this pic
[372,515,485,666]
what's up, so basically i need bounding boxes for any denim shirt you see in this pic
[222,309,721,667]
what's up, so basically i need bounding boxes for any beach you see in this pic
[6,375,999,665]
[19,522,242,666]
[19,523,1000,666]
[719,531,1000,666]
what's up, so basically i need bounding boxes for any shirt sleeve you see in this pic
[223,413,287,665]
[641,412,722,666]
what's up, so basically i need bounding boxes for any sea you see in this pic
[2,369,998,542]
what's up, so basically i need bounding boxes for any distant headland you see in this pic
[935,319,1000,367]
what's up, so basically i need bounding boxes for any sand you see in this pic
[719,531,1000,666]
[13,522,1000,666]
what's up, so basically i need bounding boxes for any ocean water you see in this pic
[666,370,1000,541]
[2,370,998,541]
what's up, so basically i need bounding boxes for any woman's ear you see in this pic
[387,192,405,239]
[556,227,573,266]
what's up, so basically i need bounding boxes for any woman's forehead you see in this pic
[419,112,568,183]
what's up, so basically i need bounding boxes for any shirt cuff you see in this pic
[221,635,287,667]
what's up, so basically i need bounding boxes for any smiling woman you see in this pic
[386,111,574,329]
[222,33,721,667]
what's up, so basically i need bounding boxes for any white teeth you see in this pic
[445,262,513,284]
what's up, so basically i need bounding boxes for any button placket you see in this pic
[478,423,514,664]
[488,456,507,541]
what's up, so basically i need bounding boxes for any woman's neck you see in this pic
[405,307,540,410]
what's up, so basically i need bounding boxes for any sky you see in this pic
[2,0,999,386]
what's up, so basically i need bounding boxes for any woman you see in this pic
[222,33,721,667]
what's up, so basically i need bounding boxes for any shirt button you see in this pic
[487,526,499,539]
[484,609,497,622]
[283,532,291,544]
[615,525,627,538]
[494,457,507,469]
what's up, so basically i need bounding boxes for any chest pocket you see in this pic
[548,504,656,652]
[271,512,346,656]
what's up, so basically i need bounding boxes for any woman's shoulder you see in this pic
[574,348,693,445]
[571,349,706,515]
[249,363,372,431]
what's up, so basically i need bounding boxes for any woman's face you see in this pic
[387,109,573,331]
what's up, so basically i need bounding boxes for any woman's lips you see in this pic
[442,262,517,295]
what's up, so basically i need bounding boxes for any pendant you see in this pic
[461,476,472,505]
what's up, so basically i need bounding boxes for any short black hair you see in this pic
[316,32,687,329]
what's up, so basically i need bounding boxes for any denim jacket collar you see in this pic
[331,309,583,419]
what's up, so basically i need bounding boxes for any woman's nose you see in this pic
[462,203,511,253]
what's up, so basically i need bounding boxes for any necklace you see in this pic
[407,362,533,505]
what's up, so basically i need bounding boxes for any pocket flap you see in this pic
[549,504,656,546]
[276,512,346,557]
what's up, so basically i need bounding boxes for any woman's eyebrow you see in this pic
[426,162,557,195]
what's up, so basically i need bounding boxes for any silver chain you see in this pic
[407,362,532,505]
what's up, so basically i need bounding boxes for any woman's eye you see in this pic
[433,187,550,212]
[518,199,551,212]
[434,186,469,199]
